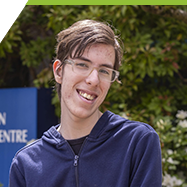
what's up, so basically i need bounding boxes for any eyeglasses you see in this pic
[64,59,120,83]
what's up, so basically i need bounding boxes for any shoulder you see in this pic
[108,111,156,132]
[106,111,159,141]
[108,113,161,156]
[13,138,42,163]
[9,138,43,178]
[12,125,64,165]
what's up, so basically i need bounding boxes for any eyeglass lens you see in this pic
[73,61,116,82]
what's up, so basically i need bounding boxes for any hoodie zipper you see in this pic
[66,137,88,187]
[74,155,79,187]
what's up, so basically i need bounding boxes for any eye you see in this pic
[75,62,89,69]
[99,68,110,75]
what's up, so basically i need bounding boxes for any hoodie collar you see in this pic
[88,110,113,139]
[42,110,117,147]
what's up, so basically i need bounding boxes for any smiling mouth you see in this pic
[77,90,97,101]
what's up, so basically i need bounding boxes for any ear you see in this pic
[53,59,63,84]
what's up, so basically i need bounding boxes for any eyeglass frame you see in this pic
[62,59,121,83]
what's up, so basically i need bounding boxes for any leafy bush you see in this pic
[155,110,187,186]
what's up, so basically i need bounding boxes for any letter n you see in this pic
[0,112,6,125]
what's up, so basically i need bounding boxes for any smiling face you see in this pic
[54,43,115,121]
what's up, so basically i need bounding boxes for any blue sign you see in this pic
[0,88,38,187]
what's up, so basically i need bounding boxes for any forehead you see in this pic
[73,43,115,66]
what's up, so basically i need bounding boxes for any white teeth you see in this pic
[79,91,94,100]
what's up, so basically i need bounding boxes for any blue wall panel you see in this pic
[0,88,38,187]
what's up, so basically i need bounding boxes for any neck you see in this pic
[58,110,102,140]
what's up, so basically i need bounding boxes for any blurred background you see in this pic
[1,5,187,187]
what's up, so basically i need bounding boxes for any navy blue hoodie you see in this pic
[9,111,162,187]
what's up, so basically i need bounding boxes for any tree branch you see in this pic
[140,6,187,24]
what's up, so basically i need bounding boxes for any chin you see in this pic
[72,108,97,119]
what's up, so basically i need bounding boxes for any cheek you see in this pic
[62,82,72,95]
[60,77,71,99]
[101,83,111,97]
[61,72,79,99]
[61,85,72,107]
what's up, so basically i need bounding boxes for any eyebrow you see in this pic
[73,56,114,69]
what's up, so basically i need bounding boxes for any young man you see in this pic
[9,20,162,187]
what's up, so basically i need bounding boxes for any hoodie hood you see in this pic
[42,124,65,149]
[42,111,128,148]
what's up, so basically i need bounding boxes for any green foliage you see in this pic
[102,5,187,125]
[51,91,61,117]
[0,21,22,58]
[155,111,187,186]
[20,37,52,67]
[1,5,187,185]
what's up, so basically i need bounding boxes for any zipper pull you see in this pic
[74,155,79,166]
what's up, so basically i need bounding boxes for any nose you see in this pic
[85,68,100,86]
